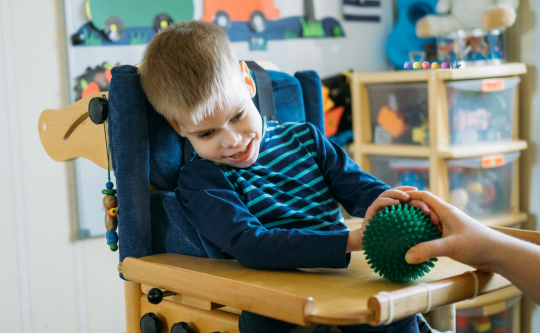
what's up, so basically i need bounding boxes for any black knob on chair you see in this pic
[170,322,195,333]
[140,313,163,333]
[147,288,176,305]
[88,97,108,124]
[147,288,164,304]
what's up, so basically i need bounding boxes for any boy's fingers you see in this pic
[405,238,451,264]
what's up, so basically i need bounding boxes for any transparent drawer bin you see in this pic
[456,295,520,333]
[367,83,429,146]
[448,152,519,218]
[369,157,430,190]
[369,152,519,218]
[446,77,520,146]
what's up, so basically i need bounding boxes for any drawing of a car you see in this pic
[86,0,194,42]
[202,0,280,33]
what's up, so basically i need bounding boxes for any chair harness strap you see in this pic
[244,61,276,122]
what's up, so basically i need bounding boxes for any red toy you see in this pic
[202,0,280,32]
[422,61,431,69]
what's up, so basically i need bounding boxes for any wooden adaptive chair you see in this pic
[38,62,538,333]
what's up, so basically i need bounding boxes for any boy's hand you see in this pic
[346,186,439,252]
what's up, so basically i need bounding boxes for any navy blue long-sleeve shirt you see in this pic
[176,122,391,269]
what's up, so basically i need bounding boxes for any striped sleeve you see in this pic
[176,159,351,270]
[305,123,392,218]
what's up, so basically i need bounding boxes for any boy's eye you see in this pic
[232,111,244,120]
[199,130,214,138]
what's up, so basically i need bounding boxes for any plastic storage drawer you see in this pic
[369,152,519,218]
[456,295,521,333]
[448,152,519,218]
[446,77,520,146]
[367,83,429,146]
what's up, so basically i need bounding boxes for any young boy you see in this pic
[139,21,432,333]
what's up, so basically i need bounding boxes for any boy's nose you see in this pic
[221,130,241,149]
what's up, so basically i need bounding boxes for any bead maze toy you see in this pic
[363,204,440,283]
[405,61,456,69]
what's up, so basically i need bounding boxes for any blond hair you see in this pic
[139,21,244,125]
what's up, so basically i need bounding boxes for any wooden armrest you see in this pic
[122,253,511,327]
[490,226,540,245]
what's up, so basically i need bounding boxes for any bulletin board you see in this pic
[63,0,393,238]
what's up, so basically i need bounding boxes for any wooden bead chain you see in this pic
[102,113,118,252]
[103,183,119,251]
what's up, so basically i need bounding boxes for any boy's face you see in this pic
[170,84,263,169]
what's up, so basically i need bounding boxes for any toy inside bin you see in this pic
[446,77,520,146]
[367,83,429,146]
[456,295,521,333]
[448,152,519,218]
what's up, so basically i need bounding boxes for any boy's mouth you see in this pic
[227,140,253,162]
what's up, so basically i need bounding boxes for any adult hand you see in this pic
[404,191,505,272]
[346,186,439,252]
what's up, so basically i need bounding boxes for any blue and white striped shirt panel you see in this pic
[218,122,347,233]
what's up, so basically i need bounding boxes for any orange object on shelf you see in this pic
[322,85,335,113]
[377,106,410,138]
[324,106,345,137]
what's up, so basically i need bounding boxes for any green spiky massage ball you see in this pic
[362,203,441,283]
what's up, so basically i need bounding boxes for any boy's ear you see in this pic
[240,61,256,98]
[165,117,185,137]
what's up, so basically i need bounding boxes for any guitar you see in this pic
[386,0,438,69]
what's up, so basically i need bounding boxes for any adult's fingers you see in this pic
[406,191,451,211]
[380,189,410,201]
[408,199,440,224]
[394,186,418,192]
[405,237,453,264]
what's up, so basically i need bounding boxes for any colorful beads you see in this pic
[405,61,451,69]
[106,230,119,251]
[103,195,117,209]
[107,207,118,218]
[105,215,118,231]
[103,183,118,251]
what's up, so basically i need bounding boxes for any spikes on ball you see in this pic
[362,203,441,283]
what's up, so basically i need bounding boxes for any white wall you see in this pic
[0,0,393,332]
[0,0,125,332]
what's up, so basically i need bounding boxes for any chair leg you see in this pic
[428,303,456,332]
[125,280,143,333]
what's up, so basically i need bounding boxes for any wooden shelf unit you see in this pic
[351,63,528,320]
[351,62,527,212]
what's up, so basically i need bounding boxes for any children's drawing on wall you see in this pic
[70,0,345,48]
[75,62,118,100]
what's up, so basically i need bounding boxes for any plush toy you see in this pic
[416,0,519,38]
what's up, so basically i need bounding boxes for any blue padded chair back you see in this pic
[108,65,324,272]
